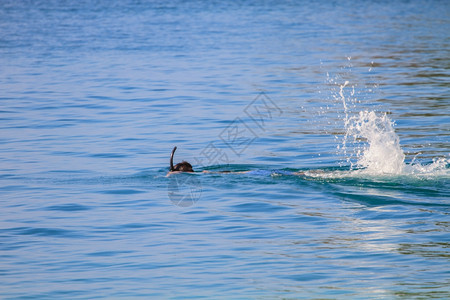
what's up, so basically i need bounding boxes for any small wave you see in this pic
[7,227,82,238]
[46,203,91,212]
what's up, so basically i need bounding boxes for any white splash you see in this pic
[348,110,405,175]
[319,78,449,179]
[405,157,449,177]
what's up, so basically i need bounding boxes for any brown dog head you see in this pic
[170,146,194,172]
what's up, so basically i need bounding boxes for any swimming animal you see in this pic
[170,146,194,172]
[168,146,304,176]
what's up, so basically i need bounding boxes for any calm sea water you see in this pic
[1,0,449,299]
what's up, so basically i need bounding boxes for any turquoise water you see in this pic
[1,0,449,298]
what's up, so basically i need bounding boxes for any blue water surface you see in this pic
[0,0,449,299]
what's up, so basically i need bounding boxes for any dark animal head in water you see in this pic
[170,146,194,172]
